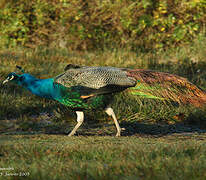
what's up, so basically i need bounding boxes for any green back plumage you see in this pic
[55,83,112,110]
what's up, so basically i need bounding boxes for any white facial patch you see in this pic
[3,75,15,84]
[9,75,15,81]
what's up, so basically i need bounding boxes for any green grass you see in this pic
[0,40,206,179]
[1,134,206,180]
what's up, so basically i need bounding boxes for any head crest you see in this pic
[16,65,25,73]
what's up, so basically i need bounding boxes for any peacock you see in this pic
[3,65,206,136]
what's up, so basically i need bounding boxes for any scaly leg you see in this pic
[105,107,121,136]
[68,111,84,136]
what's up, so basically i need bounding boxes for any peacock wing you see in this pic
[54,66,137,96]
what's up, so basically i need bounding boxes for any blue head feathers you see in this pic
[4,73,37,85]
[3,65,39,89]
[3,72,21,84]
[3,66,57,99]
[16,65,25,73]
[3,66,28,85]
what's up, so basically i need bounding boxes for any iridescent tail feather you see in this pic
[127,69,206,107]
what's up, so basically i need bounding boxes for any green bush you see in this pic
[0,0,205,50]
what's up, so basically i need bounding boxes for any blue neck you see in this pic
[17,74,61,99]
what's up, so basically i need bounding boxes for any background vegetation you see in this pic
[0,0,205,50]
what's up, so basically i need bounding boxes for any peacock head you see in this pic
[3,66,27,85]
[3,72,21,84]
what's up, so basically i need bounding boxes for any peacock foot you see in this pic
[68,132,75,136]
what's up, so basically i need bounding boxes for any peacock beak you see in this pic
[2,75,15,84]
[3,79,9,84]
[3,78,9,84]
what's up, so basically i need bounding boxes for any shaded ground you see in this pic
[1,112,206,137]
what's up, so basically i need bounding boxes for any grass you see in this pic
[1,134,206,180]
[0,38,206,179]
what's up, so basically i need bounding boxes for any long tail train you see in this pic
[126,69,206,107]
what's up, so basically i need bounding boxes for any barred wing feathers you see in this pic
[55,66,137,96]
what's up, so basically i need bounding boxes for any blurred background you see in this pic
[0,0,205,51]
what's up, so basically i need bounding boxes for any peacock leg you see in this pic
[68,111,84,136]
[105,107,121,136]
